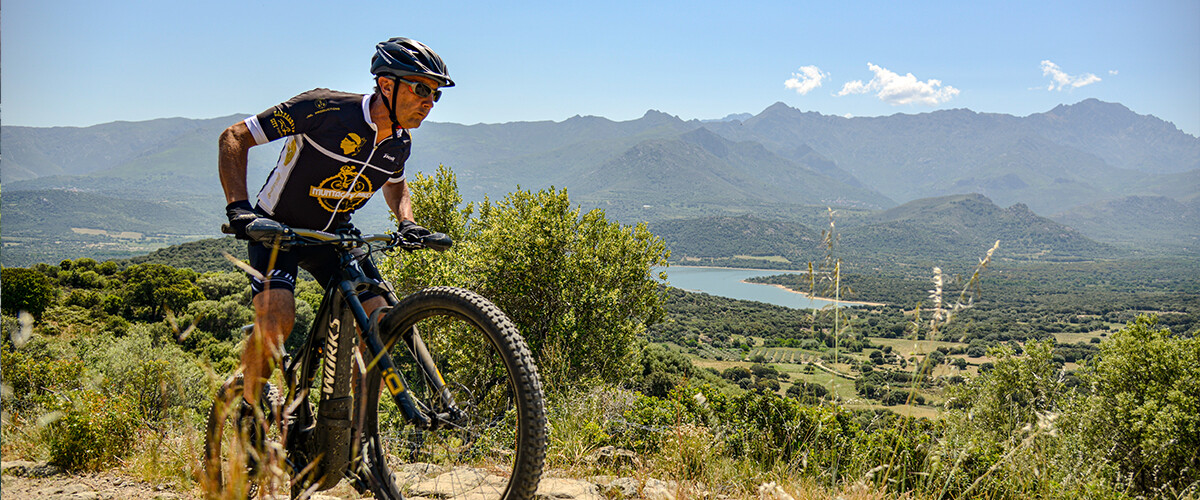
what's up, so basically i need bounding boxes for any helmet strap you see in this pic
[378,76,402,138]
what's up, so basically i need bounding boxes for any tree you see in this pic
[1063,316,1200,494]
[381,166,670,389]
[1,267,58,319]
[195,271,249,301]
[787,381,830,400]
[119,263,204,321]
[943,340,1063,440]
[722,366,752,382]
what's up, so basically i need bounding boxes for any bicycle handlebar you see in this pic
[220,218,453,252]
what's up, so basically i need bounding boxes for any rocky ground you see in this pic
[0,455,759,500]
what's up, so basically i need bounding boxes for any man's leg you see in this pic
[243,287,295,405]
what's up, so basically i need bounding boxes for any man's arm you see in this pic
[218,121,259,204]
[382,179,415,224]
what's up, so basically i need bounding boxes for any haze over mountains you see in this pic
[2,98,1197,266]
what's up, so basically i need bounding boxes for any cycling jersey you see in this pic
[244,88,412,231]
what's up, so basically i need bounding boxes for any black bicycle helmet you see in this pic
[371,37,455,88]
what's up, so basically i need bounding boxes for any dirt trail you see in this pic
[2,461,189,499]
[2,459,691,500]
[0,460,355,499]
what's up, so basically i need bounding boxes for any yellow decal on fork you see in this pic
[382,366,406,395]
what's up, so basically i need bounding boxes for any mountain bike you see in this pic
[204,218,546,499]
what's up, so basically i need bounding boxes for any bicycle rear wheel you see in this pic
[360,286,546,500]
[203,376,283,499]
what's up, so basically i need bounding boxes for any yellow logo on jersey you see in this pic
[309,165,374,213]
[269,109,296,136]
[282,138,299,165]
[340,133,365,156]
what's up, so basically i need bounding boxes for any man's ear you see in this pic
[376,76,394,99]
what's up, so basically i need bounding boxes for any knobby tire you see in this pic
[368,286,547,500]
[203,376,282,499]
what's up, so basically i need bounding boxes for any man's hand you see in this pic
[399,220,432,241]
[226,200,259,240]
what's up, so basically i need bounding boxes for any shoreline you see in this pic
[665,264,812,273]
[746,281,888,307]
[661,265,888,307]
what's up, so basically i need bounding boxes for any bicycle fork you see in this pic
[338,280,462,431]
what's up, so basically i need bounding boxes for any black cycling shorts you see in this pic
[246,241,383,302]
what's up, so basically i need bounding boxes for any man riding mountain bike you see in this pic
[217,36,453,415]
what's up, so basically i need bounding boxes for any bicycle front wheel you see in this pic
[362,286,546,500]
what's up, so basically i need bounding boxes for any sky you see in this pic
[3,0,1199,137]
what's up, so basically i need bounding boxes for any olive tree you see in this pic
[1,267,58,319]
[380,165,670,389]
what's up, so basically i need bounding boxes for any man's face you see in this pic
[386,75,441,130]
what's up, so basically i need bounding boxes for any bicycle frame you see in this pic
[275,230,460,492]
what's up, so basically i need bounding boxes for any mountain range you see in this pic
[2,98,1197,266]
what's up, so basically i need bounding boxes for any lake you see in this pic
[657,266,854,310]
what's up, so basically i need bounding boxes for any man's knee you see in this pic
[253,289,296,338]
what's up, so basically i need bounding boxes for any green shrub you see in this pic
[195,271,249,300]
[1,267,58,319]
[96,260,120,276]
[58,269,107,289]
[119,263,204,320]
[64,289,102,308]
[187,298,253,341]
[0,343,85,416]
[43,389,138,470]
[385,166,670,390]
[84,325,210,421]
[1061,315,1200,495]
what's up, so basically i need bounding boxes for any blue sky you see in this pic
[3,0,1198,136]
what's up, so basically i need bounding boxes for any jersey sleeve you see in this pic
[244,89,331,144]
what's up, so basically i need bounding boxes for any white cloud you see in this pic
[1108,69,1119,76]
[784,66,828,95]
[837,63,959,105]
[1041,60,1101,90]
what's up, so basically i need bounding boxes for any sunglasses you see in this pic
[395,78,442,102]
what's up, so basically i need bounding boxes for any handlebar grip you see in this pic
[221,223,234,234]
[421,232,454,252]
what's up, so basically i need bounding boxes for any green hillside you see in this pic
[647,194,1121,270]
[1052,195,1200,252]
[841,193,1120,263]
[650,215,821,267]
[0,189,223,267]
[123,236,248,273]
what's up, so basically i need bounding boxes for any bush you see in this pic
[64,289,102,308]
[1,267,58,319]
[1062,316,1200,495]
[787,381,830,400]
[0,342,85,415]
[58,269,107,289]
[187,298,253,341]
[384,166,670,390]
[943,340,1062,440]
[195,271,249,300]
[84,325,210,421]
[119,263,204,320]
[43,389,138,470]
[96,260,120,276]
